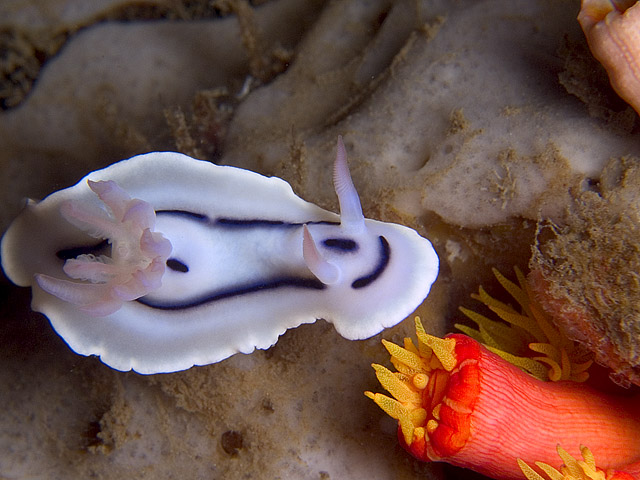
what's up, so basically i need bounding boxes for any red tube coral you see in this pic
[366,318,640,480]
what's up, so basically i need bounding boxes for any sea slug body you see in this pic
[1,138,439,373]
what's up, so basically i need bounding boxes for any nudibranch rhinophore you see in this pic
[366,318,640,480]
[1,137,439,374]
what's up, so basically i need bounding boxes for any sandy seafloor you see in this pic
[2,0,640,478]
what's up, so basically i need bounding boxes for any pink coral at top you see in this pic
[578,0,640,114]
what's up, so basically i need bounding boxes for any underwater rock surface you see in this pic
[2,0,640,478]
[530,157,640,388]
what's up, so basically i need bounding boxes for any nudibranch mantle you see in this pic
[1,140,439,374]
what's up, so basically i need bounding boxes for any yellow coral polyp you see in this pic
[456,267,593,382]
[518,445,608,480]
[365,317,456,447]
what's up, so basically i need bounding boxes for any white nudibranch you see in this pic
[1,137,439,374]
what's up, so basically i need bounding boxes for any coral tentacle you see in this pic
[457,267,594,382]
[366,318,640,480]
[519,444,638,480]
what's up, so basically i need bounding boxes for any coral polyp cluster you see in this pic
[518,445,636,480]
[456,267,593,382]
[366,317,640,480]
[365,317,477,459]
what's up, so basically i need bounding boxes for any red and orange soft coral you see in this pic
[366,316,640,480]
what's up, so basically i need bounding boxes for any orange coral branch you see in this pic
[367,319,640,480]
